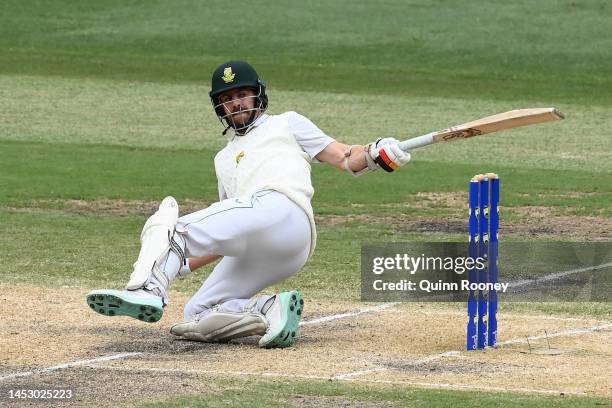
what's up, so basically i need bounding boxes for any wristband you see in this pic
[344,145,378,177]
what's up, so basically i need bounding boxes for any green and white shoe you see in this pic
[258,290,304,348]
[86,289,164,323]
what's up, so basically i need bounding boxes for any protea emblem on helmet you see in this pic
[222,67,235,83]
[210,61,269,135]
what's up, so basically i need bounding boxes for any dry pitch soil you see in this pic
[1,284,610,407]
[1,197,611,406]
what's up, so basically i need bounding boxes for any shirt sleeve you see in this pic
[287,111,335,160]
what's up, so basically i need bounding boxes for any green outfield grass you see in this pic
[2,75,611,174]
[1,1,610,405]
[1,1,611,105]
[139,377,610,408]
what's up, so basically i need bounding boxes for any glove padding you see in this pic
[368,137,411,172]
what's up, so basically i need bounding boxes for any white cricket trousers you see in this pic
[152,190,311,321]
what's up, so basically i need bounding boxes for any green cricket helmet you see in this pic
[209,60,268,135]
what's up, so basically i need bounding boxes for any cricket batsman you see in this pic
[86,60,411,348]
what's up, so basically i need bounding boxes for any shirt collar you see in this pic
[227,113,270,141]
[251,113,269,128]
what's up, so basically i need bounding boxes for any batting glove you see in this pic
[367,137,411,172]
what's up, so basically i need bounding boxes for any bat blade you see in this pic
[399,108,565,151]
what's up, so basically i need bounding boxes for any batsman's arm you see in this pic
[316,139,411,175]
[315,141,368,172]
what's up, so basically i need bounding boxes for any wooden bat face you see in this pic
[399,108,565,151]
[438,128,484,142]
[434,108,564,141]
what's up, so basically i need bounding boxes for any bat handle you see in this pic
[399,132,436,151]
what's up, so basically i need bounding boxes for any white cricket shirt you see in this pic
[214,112,334,256]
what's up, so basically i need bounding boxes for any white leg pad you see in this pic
[170,310,267,342]
[126,196,182,290]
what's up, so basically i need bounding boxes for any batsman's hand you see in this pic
[368,137,411,172]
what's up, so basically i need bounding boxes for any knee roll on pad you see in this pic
[126,196,185,290]
[170,311,267,342]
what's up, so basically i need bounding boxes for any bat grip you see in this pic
[399,133,435,151]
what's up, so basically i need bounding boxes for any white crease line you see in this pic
[84,364,587,396]
[412,310,597,322]
[331,324,612,381]
[85,364,330,380]
[4,305,609,388]
[410,323,612,361]
[509,315,603,322]
[397,305,608,323]
[331,367,388,380]
[300,302,398,326]
[342,378,588,396]
[509,261,612,288]
[0,352,142,382]
[410,351,462,365]
[331,351,461,381]
[0,304,398,382]
[497,323,612,346]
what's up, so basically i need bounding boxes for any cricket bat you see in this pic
[399,108,565,151]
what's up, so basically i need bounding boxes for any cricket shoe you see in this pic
[86,289,164,323]
[258,290,304,348]
[169,307,267,342]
